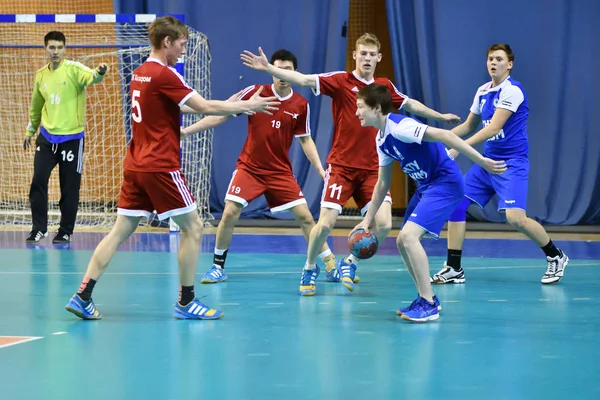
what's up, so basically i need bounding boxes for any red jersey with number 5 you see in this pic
[313,71,408,171]
[235,84,311,175]
[124,57,196,172]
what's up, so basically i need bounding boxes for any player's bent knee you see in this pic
[222,202,242,223]
[506,209,528,230]
[448,197,471,222]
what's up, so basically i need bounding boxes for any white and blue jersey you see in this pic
[377,113,462,188]
[377,113,464,238]
[465,76,530,211]
[470,76,528,160]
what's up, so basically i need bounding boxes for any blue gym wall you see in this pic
[115,0,600,225]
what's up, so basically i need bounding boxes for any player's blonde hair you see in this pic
[148,16,188,49]
[356,33,381,51]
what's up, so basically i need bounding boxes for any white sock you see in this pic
[318,249,333,260]
[346,254,360,266]
[304,262,316,270]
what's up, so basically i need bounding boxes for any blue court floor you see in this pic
[0,230,599,400]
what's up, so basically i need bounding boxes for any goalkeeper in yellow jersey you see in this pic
[24,31,108,243]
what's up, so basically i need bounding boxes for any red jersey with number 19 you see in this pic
[124,58,196,172]
[235,84,310,175]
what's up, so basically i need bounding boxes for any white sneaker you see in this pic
[541,251,569,284]
[431,262,465,284]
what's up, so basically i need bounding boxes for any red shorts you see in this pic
[225,168,306,213]
[321,164,392,214]
[117,170,197,220]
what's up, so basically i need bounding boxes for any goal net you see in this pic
[0,14,214,228]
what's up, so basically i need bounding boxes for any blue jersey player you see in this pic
[431,44,569,285]
[352,84,506,322]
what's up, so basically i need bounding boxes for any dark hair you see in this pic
[487,43,514,62]
[148,16,188,49]
[270,49,298,70]
[357,83,393,114]
[44,31,66,46]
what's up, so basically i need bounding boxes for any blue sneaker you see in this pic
[396,295,441,316]
[174,297,224,320]
[400,296,440,322]
[200,265,228,284]
[65,294,102,320]
[299,265,320,296]
[336,258,356,292]
[325,262,360,283]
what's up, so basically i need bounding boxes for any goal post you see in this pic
[0,13,214,228]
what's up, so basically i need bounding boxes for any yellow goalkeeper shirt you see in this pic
[29,59,104,136]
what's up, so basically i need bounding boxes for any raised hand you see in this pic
[96,63,109,76]
[240,47,269,71]
[482,158,507,174]
[247,86,280,115]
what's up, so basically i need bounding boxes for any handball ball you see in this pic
[348,229,378,259]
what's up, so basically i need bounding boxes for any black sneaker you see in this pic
[52,230,71,243]
[26,230,48,243]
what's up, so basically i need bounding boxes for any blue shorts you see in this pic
[402,179,465,239]
[464,157,529,211]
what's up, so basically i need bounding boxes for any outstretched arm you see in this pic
[241,47,317,89]
[184,86,279,116]
[423,127,506,174]
[402,98,461,125]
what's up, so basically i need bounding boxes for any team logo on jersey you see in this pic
[283,111,299,119]
[351,86,359,92]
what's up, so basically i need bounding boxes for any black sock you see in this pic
[447,249,463,270]
[213,249,228,269]
[179,286,195,305]
[541,240,561,258]
[77,278,97,302]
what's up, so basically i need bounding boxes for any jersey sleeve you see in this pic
[294,102,311,137]
[470,90,482,115]
[390,117,428,145]
[386,80,409,109]
[28,72,44,132]
[69,61,104,87]
[496,85,524,113]
[231,85,259,117]
[158,68,197,106]
[237,85,258,100]
[377,142,394,166]
[312,71,345,97]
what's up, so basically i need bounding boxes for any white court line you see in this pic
[573,298,591,301]
[52,332,67,335]
[0,336,43,349]
[267,302,284,305]
[0,262,598,276]
[358,302,377,304]
[488,299,508,302]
